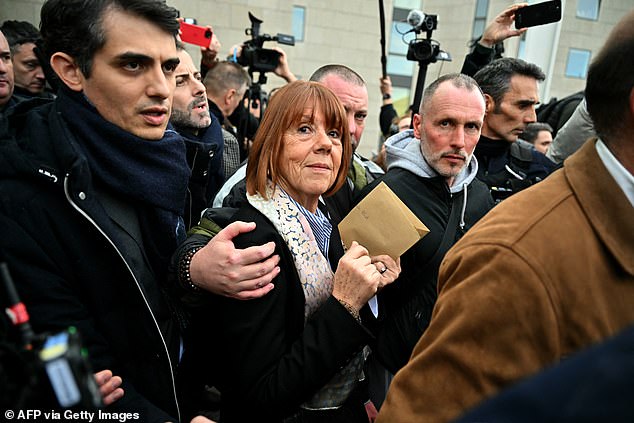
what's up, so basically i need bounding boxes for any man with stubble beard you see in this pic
[170,43,224,229]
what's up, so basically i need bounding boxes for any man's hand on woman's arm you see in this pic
[189,221,280,300]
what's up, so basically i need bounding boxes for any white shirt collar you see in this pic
[595,139,634,208]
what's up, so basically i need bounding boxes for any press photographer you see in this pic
[205,12,297,160]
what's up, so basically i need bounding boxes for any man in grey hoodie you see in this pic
[359,73,494,375]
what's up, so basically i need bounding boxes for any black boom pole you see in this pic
[379,0,387,79]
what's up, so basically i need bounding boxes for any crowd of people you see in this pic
[1,0,632,422]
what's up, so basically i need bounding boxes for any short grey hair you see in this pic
[309,64,365,87]
[420,73,483,114]
[203,61,251,97]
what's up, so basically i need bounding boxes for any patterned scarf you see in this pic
[247,182,365,409]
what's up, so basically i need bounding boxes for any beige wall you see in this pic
[549,0,630,100]
[2,0,630,156]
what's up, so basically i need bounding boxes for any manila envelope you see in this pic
[338,182,429,259]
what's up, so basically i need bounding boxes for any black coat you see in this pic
[0,100,181,422]
[357,167,494,372]
[185,203,373,422]
[177,115,224,230]
[475,136,557,202]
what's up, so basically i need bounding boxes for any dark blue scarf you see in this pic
[57,88,191,279]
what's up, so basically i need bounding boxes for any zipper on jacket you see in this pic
[64,175,181,421]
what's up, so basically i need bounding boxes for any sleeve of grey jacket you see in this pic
[546,98,596,164]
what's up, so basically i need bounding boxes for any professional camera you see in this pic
[1,262,102,410]
[238,12,295,74]
[399,10,451,118]
[407,38,441,63]
[404,10,449,65]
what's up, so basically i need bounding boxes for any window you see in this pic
[388,7,417,79]
[577,0,600,20]
[389,21,410,56]
[292,6,305,42]
[565,48,591,78]
[387,54,414,77]
[392,86,412,117]
[472,0,489,40]
[394,0,421,9]
[387,3,422,117]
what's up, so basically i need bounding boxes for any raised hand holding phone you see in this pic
[514,0,562,29]
[179,20,213,48]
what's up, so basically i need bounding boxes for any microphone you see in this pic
[407,10,426,30]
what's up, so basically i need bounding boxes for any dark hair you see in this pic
[521,122,553,143]
[585,9,634,143]
[420,73,483,114]
[40,0,179,78]
[0,20,41,55]
[474,57,545,108]
[246,80,352,200]
[309,64,365,87]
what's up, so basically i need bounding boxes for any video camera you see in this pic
[404,10,449,64]
[1,262,102,410]
[237,12,295,74]
[400,10,451,119]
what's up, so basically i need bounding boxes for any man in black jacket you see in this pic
[0,1,207,421]
[359,73,494,374]
[0,20,53,100]
[203,60,250,174]
[473,58,556,202]
[170,43,225,229]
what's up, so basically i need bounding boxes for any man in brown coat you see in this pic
[377,8,634,423]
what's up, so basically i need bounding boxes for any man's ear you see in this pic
[484,93,495,114]
[49,52,84,92]
[224,88,236,106]
[412,113,422,140]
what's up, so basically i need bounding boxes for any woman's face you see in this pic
[278,108,343,212]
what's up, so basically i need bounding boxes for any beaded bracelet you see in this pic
[336,298,361,323]
[179,246,203,292]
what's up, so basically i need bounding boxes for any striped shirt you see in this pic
[287,194,332,262]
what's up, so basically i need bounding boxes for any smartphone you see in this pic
[515,0,562,29]
[179,21,212,48]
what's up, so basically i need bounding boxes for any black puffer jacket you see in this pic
[0,100,181,422]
